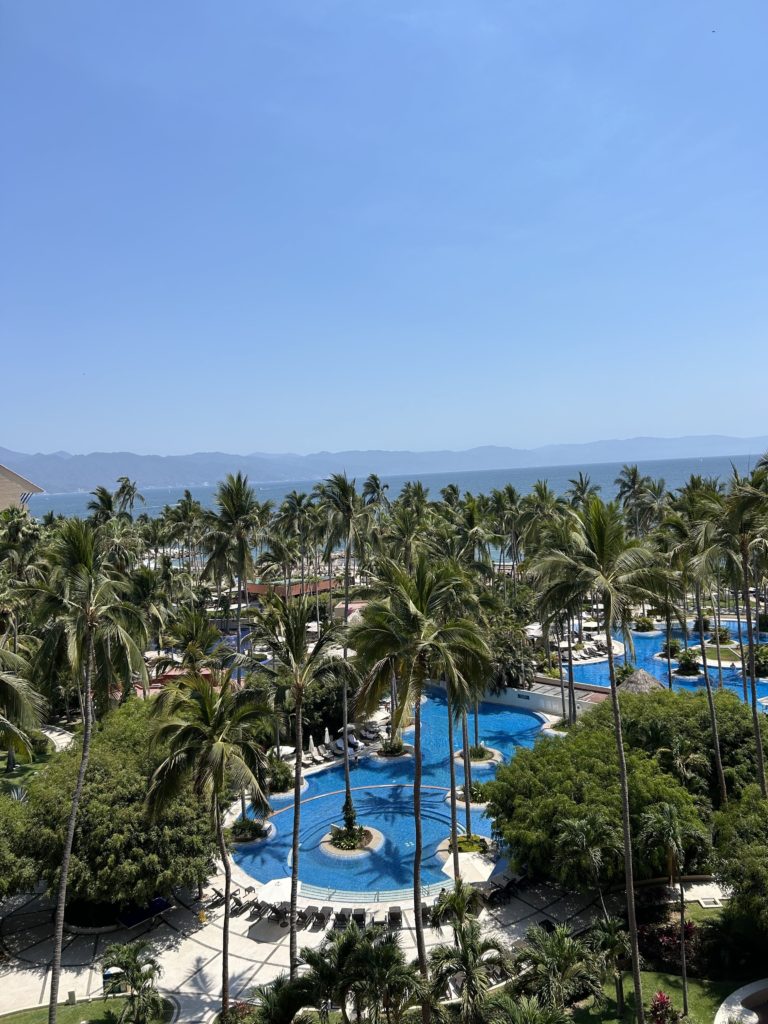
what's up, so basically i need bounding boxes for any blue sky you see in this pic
[2,1,766,455]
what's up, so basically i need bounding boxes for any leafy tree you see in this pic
[589,917,632,1016]
[22,701,215,907]
[429,918,509,1024]
[0,794,37,898]
[714,784,768,931]
[513,924,601,1009]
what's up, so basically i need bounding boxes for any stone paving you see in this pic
[0,871,604,1021]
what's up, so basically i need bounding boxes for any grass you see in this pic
[0,998,175,1024]
[0,751,51,796]
[684,901,727,925]
[572,970,736,1024]
[703,647,740,664]
[454,834,489,853]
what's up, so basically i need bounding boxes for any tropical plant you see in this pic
[513,923,601,1009]
[430,918,509,1024]
[102,940,164,1024]
[147,669,270,1013]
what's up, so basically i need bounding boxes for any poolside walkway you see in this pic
[0,872,604,1021]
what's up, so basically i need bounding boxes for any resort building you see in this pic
[0,463,42,510]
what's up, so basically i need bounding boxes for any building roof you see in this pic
[0,463,43,510]
[618,668,664,693]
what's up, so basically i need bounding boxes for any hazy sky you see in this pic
[3,2,766,456]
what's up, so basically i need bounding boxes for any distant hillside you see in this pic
[2,435,767,493]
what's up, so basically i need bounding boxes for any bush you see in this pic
[28,730,51,757]
[330,823,367,850]
[713,626,732,645]
[662,638,681,659]
[676,649,701,676]
[616,662,636,683]
[635,616,655,632]
[754,645,768,678]
[461,781,490,803]
[229,818,269,842]
[649,990,682,1024]
[693,616,711,635]
[758,612,768,631]
[267,755,293,794]
[379,738,406,757]
[469,744,492,760]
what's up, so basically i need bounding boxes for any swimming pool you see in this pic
[232,690,543,898]
[573,618,768,704]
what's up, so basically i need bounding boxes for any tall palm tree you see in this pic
[533,497,671,1024]
[431,878,483,939]
[514,923,601,1010]
[114,477,145,518]
[317,474,371,823]
[0,644,44,764]
[203,473,270,670]
[101,940,163,1024]
[639,803,707,1017]
[147,670,270,1014]
[249,596,346,978]
[350,555,490,1001]
[566,472,601,510]
[614,465,652,539]
[555,810,621,921]
[31,520,146,1024]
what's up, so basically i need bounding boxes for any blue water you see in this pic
[26,454,758,520]
[573,619,768,704]
[232,690,542,896]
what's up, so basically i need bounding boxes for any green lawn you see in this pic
[684,902,727,925]
[0,998,173,1024]
[572,970,735,1024]
[0,752,50,796]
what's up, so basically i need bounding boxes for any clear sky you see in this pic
[2,1,766,456]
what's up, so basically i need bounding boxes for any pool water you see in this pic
[232,690,542,897]
[573,618,768,704]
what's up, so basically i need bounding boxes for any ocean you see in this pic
[26,453,758,520]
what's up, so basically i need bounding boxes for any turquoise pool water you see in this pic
[232,690,542,897]
[573,618,768,704]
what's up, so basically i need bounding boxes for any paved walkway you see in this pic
[0,873,604,1021]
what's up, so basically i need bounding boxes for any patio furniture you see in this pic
[299,905,319,927]
[317,905,334,926]
[387,906,402,928]
[352,907,366,926]
[335,907,353,927]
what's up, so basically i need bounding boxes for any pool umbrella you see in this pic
[324,727,331,746]
[441,849,499,884]
[338,724,356,734]
[308,736,316,758]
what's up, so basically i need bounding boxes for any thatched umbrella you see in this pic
[618,668,664,694]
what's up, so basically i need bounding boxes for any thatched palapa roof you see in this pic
[618,668,664,694]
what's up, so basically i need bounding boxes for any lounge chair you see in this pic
[312,750,325,765]
[352,907,366,926]
[317,905,334,926]
[421,902,431,925]
[299,905,319,927]
[302,752,313,767]
[248,900,270,920]
[387,906,402,929]
[335,907,353,927]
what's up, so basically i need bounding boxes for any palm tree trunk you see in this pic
[214,800,232,1013]
[695,585,728,805]
[615,973,625,1016]
[566,624,576,725]
[446,691,460,879]
[679,874,689,1017]
[556,621,566,719]
[711,588,724,689]
[665,611,673,690]
[734,588,749,702]
[48,633,95,1024]
[473,701,480,750]
[412,695,429,1021]
[289,695,303,979]
[741,550,767,798]
[341,544,353,818]
[461,713,473,837]
[605,618,644,1024]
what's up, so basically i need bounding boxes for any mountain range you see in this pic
[2,435,768,494]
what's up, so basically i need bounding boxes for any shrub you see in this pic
[379,737,406,757]
[635,616,655,632]
[754,645,768,678]
[758,612,768,631]
[713,626,732,645]
[28,730,51,757]
[229,818,269,842]
[649,990,682,1024]
[616,662,636,683]
[693,615,711,635]
[330,823,367,850]
[662,638,681,659]
[267,755,293,794]
[469,744,492,760]
[676,649,701,676]
[461,781,490,803]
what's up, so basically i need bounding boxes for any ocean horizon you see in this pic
[26,452,759,520]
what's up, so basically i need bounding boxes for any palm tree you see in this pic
[87,485,118,525]
[514,923,601,1010]
[114,477,145,518]
[160,608,229,674]
[0,644,45,767]
[589,917,632,1016]
[614,465,652,538]
[639,803,707,1017]
[316,473,371,824]
[533,497,671,1024]
[300,920,372,1024]
[430,918,509,1024]
[203,473,270,671]
[147,669,270,1014]
[101,940,163,1024]
[350,555,490,998]
[249,596,346,978]
[556,810,621,920]
[31,520,146,1024]
[352,927,425,1024]
[248,972,317,1024]
[431,878,483,939]
[566,472,601,510]
[484,994,568,1024]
